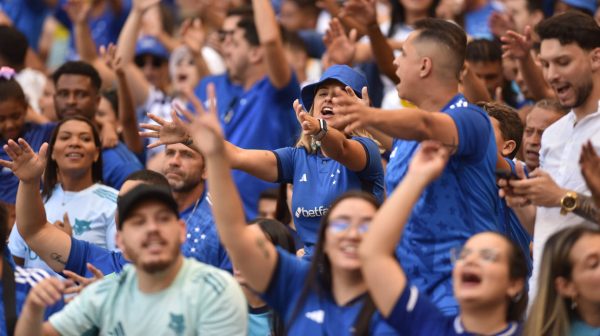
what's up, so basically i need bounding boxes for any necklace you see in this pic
[184,197,201,226]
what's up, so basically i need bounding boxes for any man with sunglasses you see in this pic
[193,0,301,219]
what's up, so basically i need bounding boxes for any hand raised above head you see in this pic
[139,108,191,149]
[183,84,227,156]
[0,139,47,183]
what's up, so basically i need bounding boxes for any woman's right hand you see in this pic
[0,139,47,183]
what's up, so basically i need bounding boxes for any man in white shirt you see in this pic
[501,11,600,296]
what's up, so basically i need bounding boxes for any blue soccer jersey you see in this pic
[194,73,300,219]
[65,237,128,278]
[181,191,231,272]
[101,142,143,190]
[387,94,500,315]
[0,123,55,204]
[262,248,399,335]
[273,137,384,256]
[386,285,521,336]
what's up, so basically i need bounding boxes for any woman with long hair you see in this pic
[155,84,398,335]
[141,65,384,259]
[8,116,119,272]
[360,141,528,335]
[524,225,600,335]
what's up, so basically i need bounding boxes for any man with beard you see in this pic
[5,140,246,334]
[500,11,600,296]
[162,143,230,271]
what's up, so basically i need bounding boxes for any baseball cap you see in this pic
[117,184,179,229]
[561,0,597,13]
[135,36,170,60]
[300,64,367,112]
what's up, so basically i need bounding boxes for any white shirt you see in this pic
[529,101,600,297]
[8,183,118,274]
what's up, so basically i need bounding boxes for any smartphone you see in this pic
[495,169,520,180]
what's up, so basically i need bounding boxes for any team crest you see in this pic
[168,313,185,336]
[73,219,92,235]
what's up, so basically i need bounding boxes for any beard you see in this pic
[564,79,594,109]
[122,237,182,274]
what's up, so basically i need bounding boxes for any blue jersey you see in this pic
[262,248,399,335]
[194,73,300,219]
[388,94,500,315]
[0,251,64,333]
[464,1,502,40]
[0,123,54,204]
[54,0,131,60]
[273,137,384,256]
[101,142,143,190]
[181,191,231,272]
[65,237,127,278]
[0,0,50,51]
[387,285,521,335]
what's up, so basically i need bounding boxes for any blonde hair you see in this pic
[524,225,600,336]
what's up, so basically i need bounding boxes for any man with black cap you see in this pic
[0,139,247,335]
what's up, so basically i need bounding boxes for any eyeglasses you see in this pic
[134,55,166,68]
[450,246,501,265]
[218,29,236,42]
[328,219,369,235]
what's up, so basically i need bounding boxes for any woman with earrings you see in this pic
[524,225,600,336]
[8,116,119,273]
[140,65,384,259]
[360,141,528,335]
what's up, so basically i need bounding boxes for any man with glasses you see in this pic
[193,0,301,219]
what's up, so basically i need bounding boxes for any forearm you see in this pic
[461,65,492,102]
[226,143,278,182]
[16,180,46,239]
[74,21,98,63]
[117,71,144,154]
[518,55,553,101]
[369,107,435,142]
[367,24,399,84]
[319,128,366,172]
[367,127,393,151]
[116,8,143,64]
[191,49,211,79]
[573,194,600,224]
[15,302,45,336]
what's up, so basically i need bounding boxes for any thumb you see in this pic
[348,29,358,43]
[38,143,49,162]
[515,160,526,179]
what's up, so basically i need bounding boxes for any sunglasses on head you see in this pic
[134,55,166,68]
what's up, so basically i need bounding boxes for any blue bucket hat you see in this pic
[135,36,170,60]
[562,0,597,13]
[300,65,367,112]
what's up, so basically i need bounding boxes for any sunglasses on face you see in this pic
[328,219,370,235]
[450,247,501,265]
[134,55,166,68]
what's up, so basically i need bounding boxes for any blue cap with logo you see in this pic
[562,0,597,13]
[135,36,170,60]
[300,64,367,112]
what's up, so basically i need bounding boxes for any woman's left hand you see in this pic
[293,99,320,136]
[139,109,191,149]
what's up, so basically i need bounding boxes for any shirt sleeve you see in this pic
[446,106,491,163]
[65,237,125,277]
[48,281,104,336]
[8,224,28,259]
[105,216,118,252]
[353,137,384,179]
[195,270,248,335]
[261,247,310,318]
[273,147,296,184]
[386,285,449,335]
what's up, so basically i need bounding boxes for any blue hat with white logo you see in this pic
[300,64,367,112]
[135,36,170,60]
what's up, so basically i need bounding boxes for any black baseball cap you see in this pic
[117,184,179,229]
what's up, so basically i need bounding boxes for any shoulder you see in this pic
[182,259,242,299]
[90,184,118,204]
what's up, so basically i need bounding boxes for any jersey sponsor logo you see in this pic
[305,310,325,324]
[299,173,308,182]
[73,219,92,235]
[295,206,329,219]
[168,313,186,336]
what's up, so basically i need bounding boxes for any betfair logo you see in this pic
[295,206,328,218]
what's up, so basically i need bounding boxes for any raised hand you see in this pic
[339,0,377,35]
[24,277,67,312]
[180,18,205,56]
[64,0,92,25]
[63,263,104,303]
[501,26,533,60]
[323,18,357,66]
[407,141,450,184]
[54,212,73,237]
[580,141,600,207]
[489,11,515,39]
[139,109,191,149]
[332,86,372,133]
[100,43,124,75]
[183,84,226,156]
[293,100,320,136]
[0,139,47,183]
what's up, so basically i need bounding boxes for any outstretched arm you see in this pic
[360,141,449,316]
[0,139,72,273]
[184,84,278,292]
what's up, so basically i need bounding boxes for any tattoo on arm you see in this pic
[574,194,600,224]
[50,252,67,265]
[256,237,270,260]
[442,137,458,155]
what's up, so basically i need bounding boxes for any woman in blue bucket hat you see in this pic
[141,64,384,260]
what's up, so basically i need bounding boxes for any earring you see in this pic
[512,291,523,303]
[571,296,578,310]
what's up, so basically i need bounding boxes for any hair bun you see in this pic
[0,66,16,80]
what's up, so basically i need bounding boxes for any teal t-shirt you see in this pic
[571,319,600,336]
[49,258,247,335]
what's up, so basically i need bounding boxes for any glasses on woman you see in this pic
[134,55,166,68]
[450,246,501,265]
[328,219,369,235]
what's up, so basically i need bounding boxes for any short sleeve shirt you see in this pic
[49,258,248,335]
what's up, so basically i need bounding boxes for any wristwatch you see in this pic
[560,191,578,215]
[313,119,328,141]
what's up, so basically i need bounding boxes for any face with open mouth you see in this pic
[324,197,375,272]
[522,106,564,170]
[312,80,347,129]
[172,52,199,93]
[51,119,100,175]
[452,233,523,308]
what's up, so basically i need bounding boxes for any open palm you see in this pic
[0,139,47,183]
[184,84,226,156]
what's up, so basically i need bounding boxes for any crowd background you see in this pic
[0,0,599,335]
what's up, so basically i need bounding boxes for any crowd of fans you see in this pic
[0,0,599,334]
